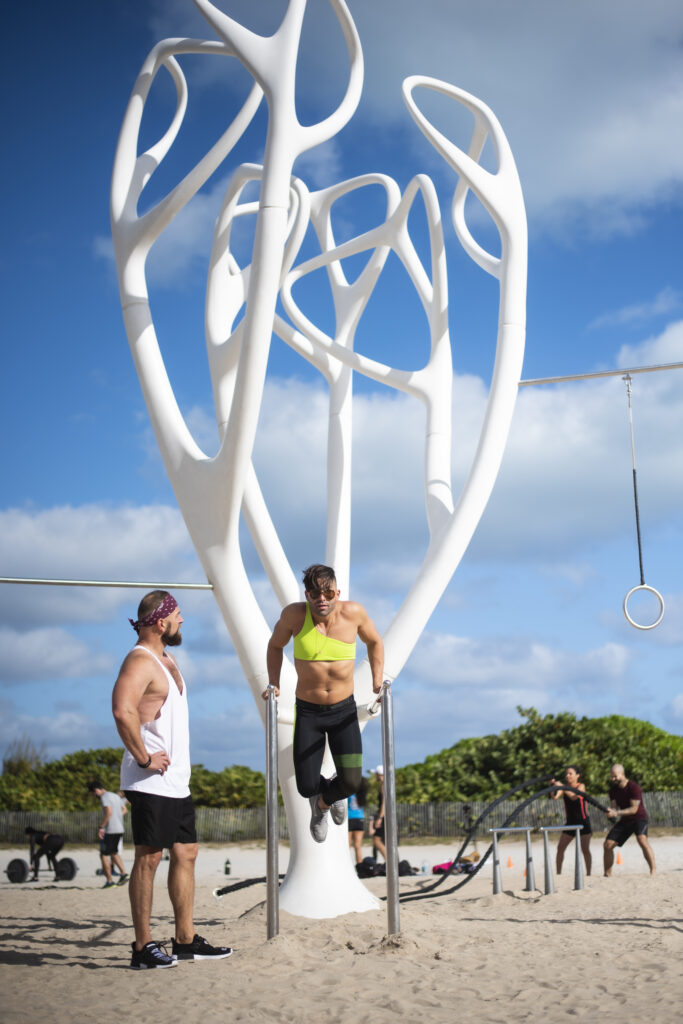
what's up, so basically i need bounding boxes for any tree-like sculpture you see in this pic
[111,0,527,919]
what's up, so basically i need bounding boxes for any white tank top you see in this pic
[120,646,191,798]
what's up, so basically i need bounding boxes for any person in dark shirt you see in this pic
[549,765,592,875]
[603,763,656,876]
[24,827,64,880]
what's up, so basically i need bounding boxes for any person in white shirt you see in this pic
[87,781,128,888]
[113,590,232,970]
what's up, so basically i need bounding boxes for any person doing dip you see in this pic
[265,564,384,843]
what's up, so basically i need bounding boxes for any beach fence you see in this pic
[2,791,681,845]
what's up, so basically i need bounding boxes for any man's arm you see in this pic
[98,801,112,838]
[358,610,384,694]
[112,655,170,773]
[608,784,641,819]
[263,609,295,698]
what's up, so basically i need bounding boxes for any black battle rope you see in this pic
[213,874,285,898]
[624,374,645,585]
[396,784,610,904]
[407,775,554,893]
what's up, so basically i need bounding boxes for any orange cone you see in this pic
[507,856,514,868]
[616,852,622,865]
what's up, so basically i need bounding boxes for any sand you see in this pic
[1,835,682,1023]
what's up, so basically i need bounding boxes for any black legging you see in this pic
[293,695,362,806]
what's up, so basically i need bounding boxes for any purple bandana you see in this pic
[129,594,178,633]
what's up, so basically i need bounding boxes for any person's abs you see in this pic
[295,659,355,704]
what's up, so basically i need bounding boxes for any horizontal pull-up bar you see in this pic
[0,577,213,590]
[519,360,683,388]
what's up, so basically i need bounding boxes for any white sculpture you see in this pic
[111,0,527,919]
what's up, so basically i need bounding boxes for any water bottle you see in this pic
[224,858,231,876]
[421,860,429,875]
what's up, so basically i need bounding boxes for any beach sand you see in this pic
[1,835,681,1023]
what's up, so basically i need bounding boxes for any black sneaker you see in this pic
[130,941,176,970]
[171,934,233,961]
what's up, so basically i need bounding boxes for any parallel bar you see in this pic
[265,686,279,939]
[489,827,534,894]
[519,360,683,388]
[380,681,400,936]
[573,828,584,892]
[542,829,554,894]
[0,577,213,590]
[524,829,536,892]
[491,831,502,895]
[540,825,583,893]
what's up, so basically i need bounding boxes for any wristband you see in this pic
[136,754,152,769]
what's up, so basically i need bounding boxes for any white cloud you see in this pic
[588,288,682,332]
[0,626,112,683]
[617,318,683,370]
[350,1,683,233]
[293,140,344,190]
[0,703,118,762]
[0,503,199,578]
[405,632,631,693]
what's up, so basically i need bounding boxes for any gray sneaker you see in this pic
[330,799,347,826]
[309,795,329,843]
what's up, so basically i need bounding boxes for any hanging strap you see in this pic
[623,374,645,586]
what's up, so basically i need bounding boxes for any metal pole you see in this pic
[0,577,213,589]
[380,680,400,936]
[542,829,554,895]
[518,360,683,388]
[524,829,535,892]
[491,831,502,894]
[573,827,584,892]
[265,686,279,939]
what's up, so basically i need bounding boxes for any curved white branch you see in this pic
[402,75,527,300]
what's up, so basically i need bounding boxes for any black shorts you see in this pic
[564,819,592,837]
[373,818,385,841]
[100,833,123,855]
[607,818,648,847]
[124,791,197,849]
[348,819,365,833]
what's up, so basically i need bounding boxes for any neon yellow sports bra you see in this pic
[293,603,356,662]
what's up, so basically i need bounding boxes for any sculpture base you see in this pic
[278,815,382,919]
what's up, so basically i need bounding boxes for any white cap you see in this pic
[374,765,384,775]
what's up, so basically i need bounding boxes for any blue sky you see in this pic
[1,0,682,776]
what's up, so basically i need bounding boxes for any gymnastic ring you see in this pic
[622,584,665,630]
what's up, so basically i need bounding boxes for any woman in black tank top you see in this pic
[549,765,592,876]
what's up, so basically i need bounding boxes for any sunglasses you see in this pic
[306,587,337,600]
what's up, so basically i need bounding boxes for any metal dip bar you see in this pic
[380,680,400,936]
[265,686,279,938]
[540,825,584,894]
[489,827,536,894]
